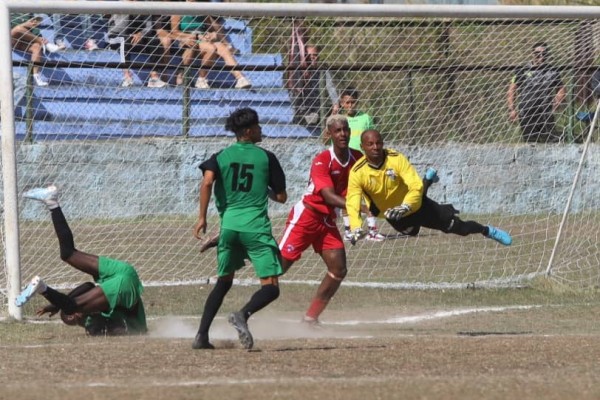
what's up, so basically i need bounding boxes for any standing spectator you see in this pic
[107,10,167,88]
[192,108,287,350]
[292,45,322,127]
[11,14,61,87]
[346,130,512,247]
[171,0,252,89]
[507,42,566,143]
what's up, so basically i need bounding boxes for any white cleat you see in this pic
[15,276,46,307]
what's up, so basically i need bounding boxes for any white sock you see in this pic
[367,216,377,230]
[343,216,350,230]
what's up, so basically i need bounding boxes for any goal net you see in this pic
[2,2,600,317]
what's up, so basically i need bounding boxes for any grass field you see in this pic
[2,284,600,400]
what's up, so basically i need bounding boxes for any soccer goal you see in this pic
[2,1,600,319]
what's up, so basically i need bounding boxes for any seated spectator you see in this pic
[107,11,168,88]
[52,12,99,51]
[150,9,175,87]
[11,13,61,87]
[170,1,251,90]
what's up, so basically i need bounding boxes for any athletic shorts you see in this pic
[387,196,458,234]
[217,228,283,279]
[279,201,344,262]
[97,257,144,316]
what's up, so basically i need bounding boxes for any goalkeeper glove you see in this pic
[350,228,366,246]
[384,204,411,221]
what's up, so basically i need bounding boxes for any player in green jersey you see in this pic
[16,185,147,336]
[192,107,287,350]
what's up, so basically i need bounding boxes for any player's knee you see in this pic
[261,283,280,301]
[59,248,75,262]
[327,268,347,281]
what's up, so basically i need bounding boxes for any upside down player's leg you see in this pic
[50,206,101,279]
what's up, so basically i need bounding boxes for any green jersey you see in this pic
[347,112,375,151]
[200,142,286,233]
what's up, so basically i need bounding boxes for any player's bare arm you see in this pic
[194,170,216,240]
[320,187,346,209]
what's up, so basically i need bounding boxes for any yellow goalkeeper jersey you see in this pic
[346,149,424,231]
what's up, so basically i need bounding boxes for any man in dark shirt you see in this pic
[508,42,566,143]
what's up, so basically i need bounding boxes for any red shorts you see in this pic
[279,201,344,262]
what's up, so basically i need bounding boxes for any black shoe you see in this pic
[228,311,254,350]
[192,333,214,350]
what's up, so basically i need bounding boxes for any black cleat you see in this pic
[192,333,215,350]
[228,311,254,350]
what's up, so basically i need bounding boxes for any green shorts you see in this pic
[97,257,144,315]
[217,229,283,279]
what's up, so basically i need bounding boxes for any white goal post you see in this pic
[2,1,600,319]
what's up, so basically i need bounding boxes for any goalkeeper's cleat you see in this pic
[486,225,512,246]
[366,229,385,242]
[191,333,215,350]
[228,311,254,350]
[425,167,440,183]
[23,185,59,209]
[15,276,47,307]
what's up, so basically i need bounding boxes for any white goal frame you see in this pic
[2,1,600,320]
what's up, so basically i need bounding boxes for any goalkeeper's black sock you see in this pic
[240,284,280,321]
[448,217,486,236]
[50,207,76,261]
[41,287,78,314]
[197,279,232,337]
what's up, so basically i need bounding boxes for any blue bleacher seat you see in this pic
[11,17,315,139]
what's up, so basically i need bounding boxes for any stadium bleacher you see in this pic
[12,13,316,139]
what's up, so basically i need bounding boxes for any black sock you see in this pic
[197,279,233,339]
[51,207,76,261]
[241,284,280,321]
[448,217,486,236]
[42,287,78,314]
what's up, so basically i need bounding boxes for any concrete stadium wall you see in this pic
[13,139,600,221]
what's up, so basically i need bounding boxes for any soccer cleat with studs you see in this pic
[23,185,59,208]
[191,333,215,350]
[15,276,46,307]
[228,311,254,350]
[366,229,385,242]
[486,225,512,246]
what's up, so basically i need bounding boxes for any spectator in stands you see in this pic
[52,10,100,51]
[151,8,174,85]
[507,42,566,143]
[292,45,322,128]
[107,11,168,88]
[170,0,252,89]
[11,14,61,87]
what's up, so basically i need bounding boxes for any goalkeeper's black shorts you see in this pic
[386,196,458,234]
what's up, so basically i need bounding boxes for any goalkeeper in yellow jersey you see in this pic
[346,130,512,246]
